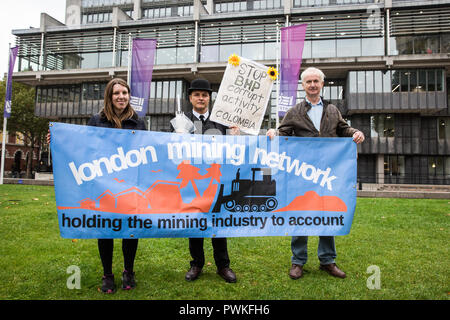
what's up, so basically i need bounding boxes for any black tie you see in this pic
[199,115,206,123]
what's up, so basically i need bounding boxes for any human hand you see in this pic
[229,126,240,136]
[352,131,365,144]
[267,129,277,140]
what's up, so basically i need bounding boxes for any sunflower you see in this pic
[267,67,278,81]
[228,54,240,66]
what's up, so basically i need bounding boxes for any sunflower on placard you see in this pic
[228,54,240,66]
[267,67,278,81]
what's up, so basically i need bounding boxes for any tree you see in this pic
[0,81,49,178]
[176,160,204,198]
[204,163,221,187]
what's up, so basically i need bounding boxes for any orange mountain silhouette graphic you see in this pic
[58,162,221,214]
[273,190,347,213]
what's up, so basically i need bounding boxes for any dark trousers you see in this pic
[189,237,230,270]
[98,239,138,275]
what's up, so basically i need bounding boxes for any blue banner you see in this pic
[50,123,357,239]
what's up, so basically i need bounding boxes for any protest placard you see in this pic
[210,55,276,135]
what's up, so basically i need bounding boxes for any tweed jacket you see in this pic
[278,99,358,138]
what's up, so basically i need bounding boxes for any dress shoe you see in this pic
[289,264,304,279]
[319,263,346,279]
[217,267,236,283]
[185,266,202,281]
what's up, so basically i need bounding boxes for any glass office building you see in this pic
[11,0,450,185]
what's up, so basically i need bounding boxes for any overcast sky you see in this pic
[0,0,66,77]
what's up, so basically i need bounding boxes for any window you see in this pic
[371,114,395,138]
[438,118,450,140]
[385,155,405,176]
[428,156,450,179]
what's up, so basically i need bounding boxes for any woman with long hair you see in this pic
[48,78,146,293]
[87,78,146,293]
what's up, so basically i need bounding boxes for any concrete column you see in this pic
[133,0,142,20]
[65,0,82,26]
[377,154,385,184]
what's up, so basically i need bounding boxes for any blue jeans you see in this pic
[291,236,336,266]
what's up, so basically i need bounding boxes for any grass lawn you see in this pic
[0,184,448,300]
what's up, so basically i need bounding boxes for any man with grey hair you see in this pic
[267,67,364,280]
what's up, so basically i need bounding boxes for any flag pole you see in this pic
[1,44,11,185]
[0,116,7,185]
[275,23,280,129]
[127,33,132,85]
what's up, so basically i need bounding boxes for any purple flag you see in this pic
[4,46,19,118]
[278,24,307,118]
[130,39,157,117]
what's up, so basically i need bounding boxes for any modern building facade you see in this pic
[9,0,450,185]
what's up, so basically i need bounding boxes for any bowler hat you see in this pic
[188,78,212,95]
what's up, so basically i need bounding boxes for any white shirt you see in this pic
[192,110,209,121]
[305,97,323,132]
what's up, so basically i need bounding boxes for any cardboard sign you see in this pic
[210,56,274,135]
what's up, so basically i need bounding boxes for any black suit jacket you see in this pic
[185,111,228,136]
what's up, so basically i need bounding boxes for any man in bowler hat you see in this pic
[182,78,239,283]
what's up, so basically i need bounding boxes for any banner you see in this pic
[210,55,275,135]
[50,123,357,239]
[278,24,307,118]
[130,38,156,117]
[3,46,19,118]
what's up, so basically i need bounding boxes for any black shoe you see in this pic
[217,267,236,283]
[185,266,202,281]
[99,274,116,294]
[122,270,136,290]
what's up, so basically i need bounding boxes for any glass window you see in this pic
[242,43,264,61]
[302,40,311,59]
[99,51,113,68]
[427,70,436,91]
[442,33,450,53]
[264,42,277,60]
[362,37,384,56]
[436,69,443,91]
[385,155,405,177]
[391,70,401,92]
[438,118,450,140]
[365,71,374,93]
[200,46,219,62]
[219,44,241,61]
[337,38,360,57]
[400,71,410,92]
[383,70,391,93]
[156,48,176,65]
[374,71,383,93]
[371,114,395,138]
[428,157,444,178]
[312,39,336,58]
[176,47,195,63]
[357,71,365,93]
[81,52,98,69]
[414,35,439,54]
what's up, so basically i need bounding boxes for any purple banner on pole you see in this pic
[130,39,157,117]
[4,46,19,119]
[278,24,307,118]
